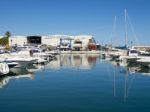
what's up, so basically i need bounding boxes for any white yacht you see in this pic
[32,48,54,61]
[0,63,9,75]
[0,51,37,68]
[136,57,150,67]
[15,46,53,63]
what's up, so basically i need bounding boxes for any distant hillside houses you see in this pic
[9,35,98,51]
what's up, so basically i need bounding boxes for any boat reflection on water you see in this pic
[0,64,45,88]
[0,54,101,88]
[0,72,34,89]
[109,59,150,75]
[128,66,150,76]
[109,58,150,101]
[46,54,101,70]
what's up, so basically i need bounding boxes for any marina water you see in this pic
[0,54,150,112]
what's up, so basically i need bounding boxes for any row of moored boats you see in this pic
[103,48,150,69]
[0,45,59,75]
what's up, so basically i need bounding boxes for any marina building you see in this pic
[132,46,150,51]
[9,36,27,46]
[9,35,97,51]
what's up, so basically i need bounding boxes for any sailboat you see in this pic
[115,9,129,50]
[107,10,130,60]
[115,9,143,63]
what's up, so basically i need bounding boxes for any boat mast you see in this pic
[125,9,128,47]
[112,16,117,47]
[113,16,117,45]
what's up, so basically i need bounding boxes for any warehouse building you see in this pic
[9,35,97,50]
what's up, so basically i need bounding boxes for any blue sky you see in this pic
[0,0,150,45]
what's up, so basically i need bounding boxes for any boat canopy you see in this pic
[115,45,129,50]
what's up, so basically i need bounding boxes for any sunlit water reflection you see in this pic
[0,54,150,112]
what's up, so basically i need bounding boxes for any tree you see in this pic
[0,31,11,48]
[5,31,11,38]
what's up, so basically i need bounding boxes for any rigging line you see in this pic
[110,16,119,47]
[113,65,116,97]
[126,72,136,97]
[113,16,119,46]
[108,18,115,45]
[124,68,128,100]
[126,12,140,46]
[125,9,128,46]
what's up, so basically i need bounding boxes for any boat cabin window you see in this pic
[32,50,40,53]
[130,50,138,53]
[16,47,28,51]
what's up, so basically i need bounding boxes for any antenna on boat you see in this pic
[125,9,128,47]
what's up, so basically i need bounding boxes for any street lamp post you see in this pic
[131,41,133,48]
[11,39,12,50]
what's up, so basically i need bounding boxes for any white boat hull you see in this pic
[0,63,9,75]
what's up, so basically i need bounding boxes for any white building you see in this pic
[132,46,150,51]
[9,36,27,46]
[8,35,96,50]
[42,35,60,47]
[72,35,95,50]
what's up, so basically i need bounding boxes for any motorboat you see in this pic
[0,56,37,68]
[32,49,54,61]
[33,57,48,64]
[0,62,9,75]
[6,62,18,69]
[136,57,150,67]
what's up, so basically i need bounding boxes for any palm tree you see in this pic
[0,31,11,48]
[5,31,11,48]
[5,31,11,38]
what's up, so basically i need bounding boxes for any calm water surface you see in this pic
[0,54,150,112]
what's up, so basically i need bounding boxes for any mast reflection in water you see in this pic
[0,54,150,112]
